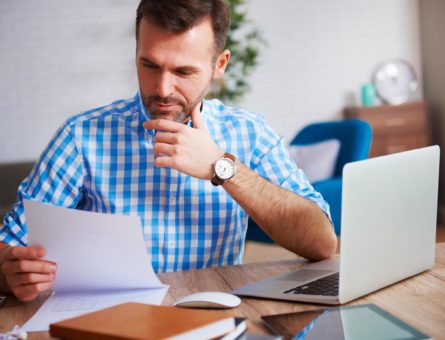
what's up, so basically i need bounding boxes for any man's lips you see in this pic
[153,102,177,110]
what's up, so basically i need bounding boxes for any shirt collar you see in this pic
[135,91,150,122]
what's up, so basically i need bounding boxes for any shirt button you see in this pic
[168,241,175,247]
[170,197,176,203]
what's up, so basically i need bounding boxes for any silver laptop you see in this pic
[232,146,440,305]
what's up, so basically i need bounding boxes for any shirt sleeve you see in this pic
[250,121,332,221]
[0,122,85,245]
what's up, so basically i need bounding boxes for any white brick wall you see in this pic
[0,0,422,162]
[240,0,422,142]
[0,0,140,162]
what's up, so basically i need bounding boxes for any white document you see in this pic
[22,200,169,332]
[22,287,169,332]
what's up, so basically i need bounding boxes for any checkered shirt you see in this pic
[0,92,331,272]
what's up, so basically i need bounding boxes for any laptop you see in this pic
[232,145,440,305]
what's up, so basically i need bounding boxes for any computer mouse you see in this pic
[173,291,241,309]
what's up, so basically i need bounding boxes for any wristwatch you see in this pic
[211,153,236,186]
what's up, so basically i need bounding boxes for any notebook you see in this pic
[232,146,440,305]
[50,302,238,339]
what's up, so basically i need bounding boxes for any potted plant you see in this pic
[208,0,265,103]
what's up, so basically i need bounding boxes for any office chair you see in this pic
[246,118,372,241]
[0,161,35,218]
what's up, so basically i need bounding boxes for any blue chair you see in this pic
[246,119,372,241]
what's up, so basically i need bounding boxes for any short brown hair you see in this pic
[136,0,230,54]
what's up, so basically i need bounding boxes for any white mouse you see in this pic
[174,291,241,309]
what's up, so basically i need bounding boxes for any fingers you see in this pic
[153,142,175,157]
[143,119,184,133]
[1,245,56,301]
[190,105,207,131]
[152,143,179,169]
[12,281,53,302]
[4,245,45,261]
[7,272,56,286]
[154,131,176,144]
[154,155,175,169]
[2,258,57,275]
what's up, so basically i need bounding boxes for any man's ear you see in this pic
[213,49,230,79]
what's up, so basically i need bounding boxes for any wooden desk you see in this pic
[2,243,445,339]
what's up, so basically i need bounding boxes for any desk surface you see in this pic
[2,243,445,339]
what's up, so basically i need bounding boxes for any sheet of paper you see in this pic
[25,199,164,292]
[22,200,170,332]
[22,287,169,332]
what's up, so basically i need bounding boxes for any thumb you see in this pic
[190,103,207,131]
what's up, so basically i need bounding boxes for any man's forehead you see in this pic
[137,17,215,50]
[137,18,215,66]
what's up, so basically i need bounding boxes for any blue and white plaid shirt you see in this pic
[1,92,330,272]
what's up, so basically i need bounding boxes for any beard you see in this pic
[141,78,213,124]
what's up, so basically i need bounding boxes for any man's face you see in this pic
[136,18,229,122]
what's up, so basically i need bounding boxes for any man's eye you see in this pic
[176,69,194,76]
[142,63,157,69]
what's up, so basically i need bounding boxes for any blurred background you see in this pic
[0,1,444,254]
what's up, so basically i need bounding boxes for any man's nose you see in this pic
[155,72,175,98]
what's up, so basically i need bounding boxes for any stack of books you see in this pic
[50,302,246,339]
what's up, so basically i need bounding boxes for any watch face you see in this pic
[215,157,235,180]
[373,60,418,105]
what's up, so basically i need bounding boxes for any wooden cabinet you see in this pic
[344,102,431,157]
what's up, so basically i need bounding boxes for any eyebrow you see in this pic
[139,56,200,73]
[139,56,156,64]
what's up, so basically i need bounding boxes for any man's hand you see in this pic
[0,245,57,302]
[143,106,224,179]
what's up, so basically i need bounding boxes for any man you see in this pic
[0,0,337,302]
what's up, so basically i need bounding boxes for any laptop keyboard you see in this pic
[283,272,339,296]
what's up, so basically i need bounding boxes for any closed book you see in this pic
[50,302,236,340]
